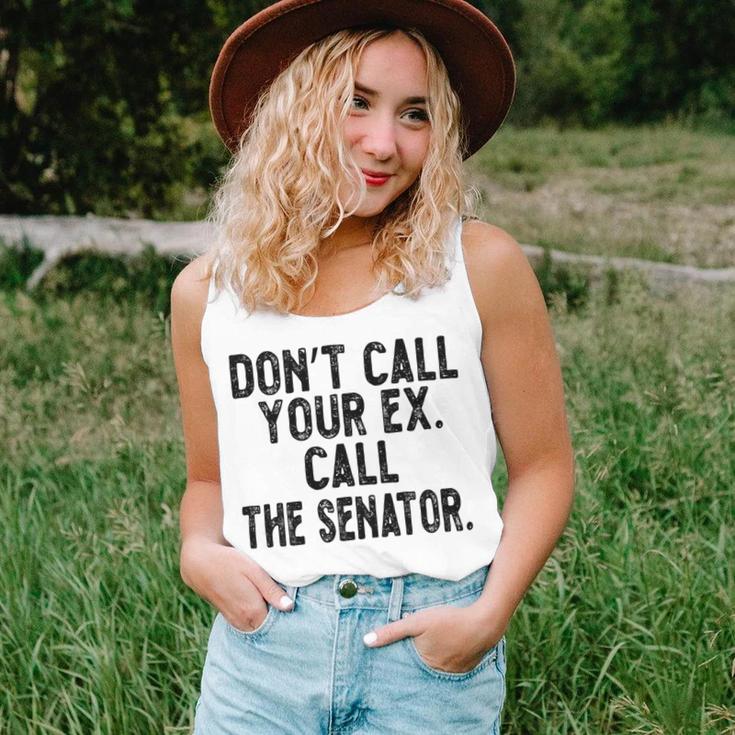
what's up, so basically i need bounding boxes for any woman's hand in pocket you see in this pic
[364,603,504,674]
[180,539,294,631]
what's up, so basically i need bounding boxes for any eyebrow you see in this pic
[354,81,427,105]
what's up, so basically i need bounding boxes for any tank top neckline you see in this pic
[269,215,461,322]
[283,285,397,321]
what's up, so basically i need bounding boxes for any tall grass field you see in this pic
[1,123,733,733]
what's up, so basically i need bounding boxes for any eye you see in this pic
[351,95,368,110]
[405,108,430,123]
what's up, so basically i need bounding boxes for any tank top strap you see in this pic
[206,267,217,303]
[453,215,466,261]
[206,254,234,312]
[446,215,483,349]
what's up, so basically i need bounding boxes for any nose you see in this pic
[359,115,398,161]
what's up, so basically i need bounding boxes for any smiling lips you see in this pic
[362,168,393,185]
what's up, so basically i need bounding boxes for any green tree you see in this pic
[0,1,270,215]
[616,0,735,125]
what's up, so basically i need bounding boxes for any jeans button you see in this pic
[338,579,358,598]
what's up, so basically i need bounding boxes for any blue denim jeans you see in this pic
[193,563,506,733]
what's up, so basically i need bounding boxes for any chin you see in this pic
[357,191,409,217]
[361,204,391,217]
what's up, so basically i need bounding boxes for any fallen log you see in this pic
[1,214,733,296]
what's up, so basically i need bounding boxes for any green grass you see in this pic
[476,122,732,201]
[467,122,735,269]
[0,241,733,733]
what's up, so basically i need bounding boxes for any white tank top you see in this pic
[200,215,504,586]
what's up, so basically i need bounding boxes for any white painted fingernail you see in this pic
[279,595,294,610]
[363,631,377,646]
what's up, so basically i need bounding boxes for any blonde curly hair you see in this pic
[204,25,481,315]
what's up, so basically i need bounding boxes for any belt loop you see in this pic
[387,576,405,623]
[285,584,299,606]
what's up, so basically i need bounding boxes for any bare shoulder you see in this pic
[460,219,529,286]
[170,253,215,333]
[461,218,521,256]
[460,218,544,330]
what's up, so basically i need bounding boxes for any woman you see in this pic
[171,1,575,732]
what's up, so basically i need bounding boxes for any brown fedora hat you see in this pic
[209,0,516,159]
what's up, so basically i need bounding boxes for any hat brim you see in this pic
[209,0,516,159]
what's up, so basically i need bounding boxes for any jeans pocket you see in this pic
[403,590,501,681]
[406,634,500,680]
[221,602,278,641]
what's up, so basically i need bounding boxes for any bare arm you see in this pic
[170,256,294,626]
[178,481,229,585]
[170,255,227,583]
[462,221,576,633]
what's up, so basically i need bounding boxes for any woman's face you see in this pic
[341,33,432,217]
